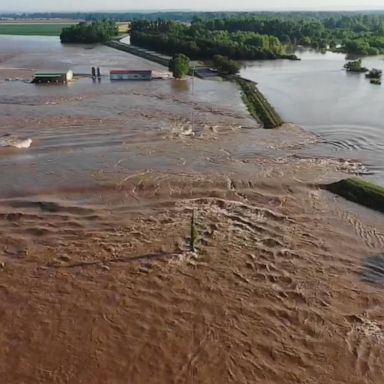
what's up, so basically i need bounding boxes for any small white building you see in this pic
[110,70,152,81]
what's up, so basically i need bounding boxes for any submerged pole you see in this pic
[191,65,195,132]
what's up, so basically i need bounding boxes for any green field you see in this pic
[0,24,72,36]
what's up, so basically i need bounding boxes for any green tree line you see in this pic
[192,15,384,54]
[60,20,118,43]
[4,11,384,23]
[130,20,296,60]
[130,14,384,57]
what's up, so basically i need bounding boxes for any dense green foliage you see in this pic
[193,15,384,55]
[130,20,294,60]
[325,178,384,213]
[0,24,71,36]
[168,54,190,79]
[344,59,368,73]
[366,68,383,79]
[212,55,241,75]
[235,77,283,129]
[60,20,118,43]
[370,79,382,85]
[129,13,384,58]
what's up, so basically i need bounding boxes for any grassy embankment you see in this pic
[0,24,72,36]
[325,177,384,213]
[105,40,170,66]
[234,76,283,128]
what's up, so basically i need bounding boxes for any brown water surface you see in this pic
[0,36,384,384]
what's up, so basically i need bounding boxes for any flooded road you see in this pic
[0,36,384,384]
[241,50,384,185]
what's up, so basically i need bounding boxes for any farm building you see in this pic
[110,70,152,81]
[32,70,73,84]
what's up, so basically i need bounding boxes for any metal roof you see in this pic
[34,73,67,78]
[110,70,152,75]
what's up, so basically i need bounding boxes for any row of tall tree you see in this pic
[212,55,241,75]
[60,20,118,43]
[130,20,295,60]
[130,14,384,57]
[192,15,384,54]
[4,11,384,23]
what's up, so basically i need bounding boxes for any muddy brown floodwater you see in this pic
[0,36,384,384]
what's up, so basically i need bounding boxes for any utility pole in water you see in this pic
[191,65,195,133]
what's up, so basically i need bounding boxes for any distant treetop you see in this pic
[60,20,118,43]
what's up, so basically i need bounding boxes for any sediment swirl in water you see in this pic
[0,36,383,384]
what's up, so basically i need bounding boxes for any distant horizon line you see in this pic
[1,8,384,14]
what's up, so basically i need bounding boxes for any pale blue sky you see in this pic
[1,0,384,12]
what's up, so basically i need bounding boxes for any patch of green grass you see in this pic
[0,24,71,36]
[234,76,283,129]
[325,177,384,213]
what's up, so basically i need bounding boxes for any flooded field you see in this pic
[241,49,384,185]
[0,36,384,384]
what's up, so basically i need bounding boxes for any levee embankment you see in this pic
[234,76,283,129]
[106,40,284,128]
[105,41,170,67]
